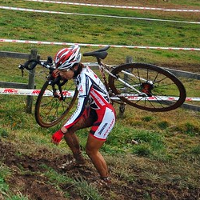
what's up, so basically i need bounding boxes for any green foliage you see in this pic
[41,165,102,199]
[101,123,167,160]
[102,124,133,154]
[0,0,199,67]
[5,195,29,200]
[133,130,163,145]
[0,164,11,180]
[132,144,152,156]
[42,165,73,185]
[132,130,167,159]
[157,121,169,130]
[184,122,200,136]
[0,177,9,196]
[174,121,200,136]
[0,164,28,200]
[141,116,153,122]
[74,178,103,200]
[190,145,200,156]
[0,128,9,138]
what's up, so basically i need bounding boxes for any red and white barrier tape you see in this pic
[0,88,75,97]
[1,6,199,24]
[0,88,199,101]
[25,0,200,13]
[1,39,200,51]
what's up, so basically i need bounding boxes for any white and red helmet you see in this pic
[54,45,81,70]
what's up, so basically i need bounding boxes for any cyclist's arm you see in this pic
[64,74,91,129]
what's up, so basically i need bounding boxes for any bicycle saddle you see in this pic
[83,45,110,59]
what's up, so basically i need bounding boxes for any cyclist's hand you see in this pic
[51,130,64,145]
[52,69,60,78]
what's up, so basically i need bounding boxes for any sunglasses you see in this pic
[59,68,71,72]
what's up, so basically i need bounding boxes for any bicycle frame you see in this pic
[19,45,186,128]
[95,58,148,100]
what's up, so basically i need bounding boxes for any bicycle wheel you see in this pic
[108,63,186,112]
[35,79,78,127]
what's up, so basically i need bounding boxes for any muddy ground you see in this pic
[0,140,199,200]
[0,140,136,200]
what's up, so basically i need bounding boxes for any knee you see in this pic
[86,146,95,157]
[61,126,67,134]
[86,145,100,158]
[85,147,91,156]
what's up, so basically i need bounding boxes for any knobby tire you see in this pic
[35,80,78,127]
[108,63,186,112]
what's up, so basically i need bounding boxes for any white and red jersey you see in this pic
[64,66,115,140]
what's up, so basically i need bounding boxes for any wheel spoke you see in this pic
[109,63,186,112]
[35,79,78,127]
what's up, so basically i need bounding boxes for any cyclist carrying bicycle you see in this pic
[51,45,116,184]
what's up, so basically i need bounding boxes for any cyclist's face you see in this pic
[59,69,74,80]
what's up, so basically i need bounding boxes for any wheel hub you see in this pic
[141,82,153,97]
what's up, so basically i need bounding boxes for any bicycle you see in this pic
[19,46,186,128]
[19,56,78,128]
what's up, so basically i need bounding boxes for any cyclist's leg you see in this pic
[86,106,115,179]
[86,135,108,178]
[62,107,95,164]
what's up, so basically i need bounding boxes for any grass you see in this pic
[0,164,29,200]
[0,0,200,199]
[42,165,102,199]
[0,0,200,68]
[0,104,200,198]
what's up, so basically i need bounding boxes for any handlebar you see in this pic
[19,56,55,71]
[18,56,66,87]
[20,45,111,71]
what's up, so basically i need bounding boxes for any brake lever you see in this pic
[50,76,68,100]
[43,56,53,67]
[18,64,24,77]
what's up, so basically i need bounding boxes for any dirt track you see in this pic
[0,140,136,199]
[1,140,199,200]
